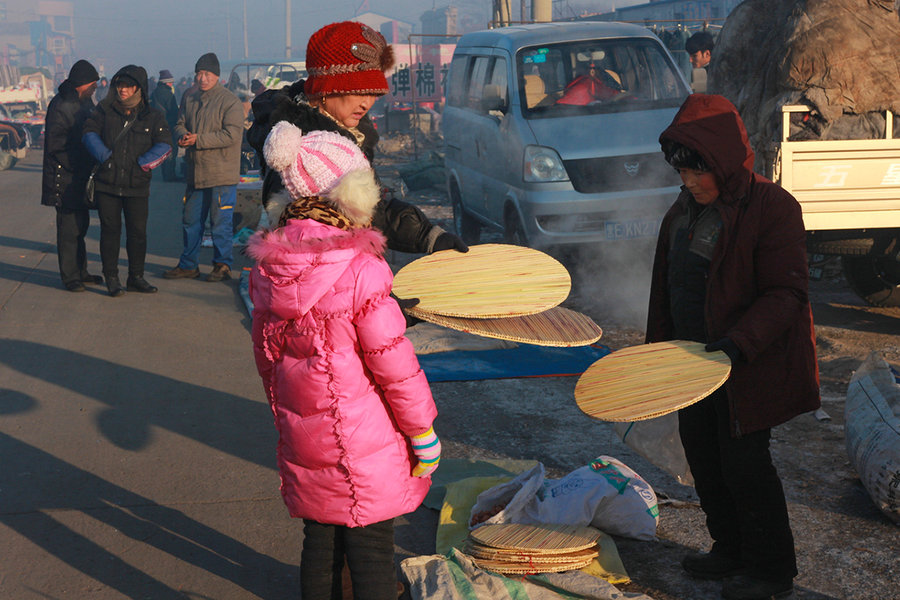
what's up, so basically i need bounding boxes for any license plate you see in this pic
[604,218,660,240]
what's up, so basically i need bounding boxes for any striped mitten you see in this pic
[410,427,441,477]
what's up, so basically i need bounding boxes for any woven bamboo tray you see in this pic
[469,523,602,553]
[469,554,596,575]
[574,340,731,422]
[464,542,599,563]
[392,244,571,318]
[407,305,602,347]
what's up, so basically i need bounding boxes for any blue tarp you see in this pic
[417,343,611,382]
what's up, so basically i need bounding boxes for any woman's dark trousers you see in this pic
[95,191,149,280]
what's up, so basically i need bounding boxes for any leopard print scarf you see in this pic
[278,195,354,231]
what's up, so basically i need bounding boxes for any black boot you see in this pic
[126,275,158,294]
[106,276,126,297]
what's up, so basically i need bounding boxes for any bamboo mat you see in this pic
[392,244,571,318]
[469,523,602,552]
[465,523,603,575]
[464,543,599,563]
[574,340,731,422]
[407,305,602,347]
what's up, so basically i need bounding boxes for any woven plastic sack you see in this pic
[845,352,900,524]
[469,456,659,540]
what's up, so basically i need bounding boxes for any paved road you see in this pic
[1,153,303,598]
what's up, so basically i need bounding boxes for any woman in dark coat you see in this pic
[83,65,171,296]
[247,21,467,256]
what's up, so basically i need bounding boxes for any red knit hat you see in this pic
[305,21,395,98]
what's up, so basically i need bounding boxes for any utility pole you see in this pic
[243,0,249,59]
[285,0,292,58]
[226,0,232,60]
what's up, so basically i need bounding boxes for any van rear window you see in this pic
[517,38,688,117]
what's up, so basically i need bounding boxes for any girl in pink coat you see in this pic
[248,121,440,599]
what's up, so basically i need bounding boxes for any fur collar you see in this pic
[247,221,386,265]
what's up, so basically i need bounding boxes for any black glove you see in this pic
[432,232,469,253]
[391,294,423,328]
[705,337,741,364]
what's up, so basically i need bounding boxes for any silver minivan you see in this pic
[442,22,691,250]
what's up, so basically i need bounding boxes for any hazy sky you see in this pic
[70,0,637,80]
[70,0,480,80]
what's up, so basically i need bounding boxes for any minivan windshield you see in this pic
[517,38,688,118]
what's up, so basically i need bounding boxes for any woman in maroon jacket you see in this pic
[646,94,819,600]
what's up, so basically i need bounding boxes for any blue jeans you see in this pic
[178,185,234,269]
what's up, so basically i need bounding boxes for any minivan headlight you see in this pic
[524,145,569,182]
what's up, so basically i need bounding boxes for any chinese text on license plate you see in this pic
[604,219,660,240]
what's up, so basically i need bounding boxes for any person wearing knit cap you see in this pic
[151,69,179,181]
[246,21,467,279]
[82,64,172,296]
[248,120,439,599]
[164,51,244,282]
[41,59,102,292]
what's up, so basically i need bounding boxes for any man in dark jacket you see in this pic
[647,94,819,600]
[41,59,102,292]
[151,69,179,181]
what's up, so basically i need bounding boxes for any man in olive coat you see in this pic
[41,59,102,292]
[164,52,244,283]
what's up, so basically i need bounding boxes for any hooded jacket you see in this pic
[82,65,171,197]
[646,94,820,436]
[247,182,437,526]
[246,80,444,253]
[41,79,96,209]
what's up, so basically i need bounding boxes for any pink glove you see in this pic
[411,427,441,477]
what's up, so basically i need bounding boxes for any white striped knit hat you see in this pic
[263,121,379,225]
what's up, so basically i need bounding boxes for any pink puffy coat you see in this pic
[247,218,437,527]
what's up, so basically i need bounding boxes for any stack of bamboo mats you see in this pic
[391,244,602,347]
[464,523,603,575]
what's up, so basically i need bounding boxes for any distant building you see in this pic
[354,11,413,45]
[0,0,75,83]
[585,0,742,25]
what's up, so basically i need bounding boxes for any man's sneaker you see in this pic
[207,263,231,282]
[722,575,794,600]
[163,266,200,279]
[682,551,746,580]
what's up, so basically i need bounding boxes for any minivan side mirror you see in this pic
[481,84,508,114]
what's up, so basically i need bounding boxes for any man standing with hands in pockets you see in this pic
[164,52,244,282]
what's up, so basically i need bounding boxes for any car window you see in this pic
[517,38,688,118]
[466,56,491,111]
[446,55,468,108]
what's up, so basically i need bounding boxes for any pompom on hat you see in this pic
[304,21,395,98]
[263,121,379,225]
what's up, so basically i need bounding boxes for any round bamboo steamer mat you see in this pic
[392,244,571,318]
[464,542,599,563]
[575,340,731,422]
[469,555,595,575]
[469,523,602,553]
[406,305,602,347]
